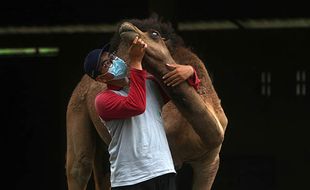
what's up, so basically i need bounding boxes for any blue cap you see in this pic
[84,44,110,79]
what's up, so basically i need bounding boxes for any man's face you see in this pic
[95,51,128,84]
[96,52,115,82]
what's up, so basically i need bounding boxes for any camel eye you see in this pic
[149,30,161,39]
[152,31,159,36]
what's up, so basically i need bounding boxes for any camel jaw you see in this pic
[119,22,139,41]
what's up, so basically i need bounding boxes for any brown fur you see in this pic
[66,17,228,190]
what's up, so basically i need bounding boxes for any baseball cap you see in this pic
[84,43,110,79]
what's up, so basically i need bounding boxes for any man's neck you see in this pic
[106,78,129,90]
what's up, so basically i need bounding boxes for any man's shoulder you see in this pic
[96,90,114,99]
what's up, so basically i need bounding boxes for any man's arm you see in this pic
[95,36,148,121]
[153,64,201,105]
[162,63,201,90]
[95,69,147,121]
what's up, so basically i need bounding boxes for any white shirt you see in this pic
[103,79,176,187]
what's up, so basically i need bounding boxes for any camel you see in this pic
[66,17,228,190]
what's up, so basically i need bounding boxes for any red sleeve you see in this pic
[95,69,147,121]
[187,67,201,91]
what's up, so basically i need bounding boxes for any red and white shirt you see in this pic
[95,68,200,187]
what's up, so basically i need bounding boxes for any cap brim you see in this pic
[102,43,110,52]
[97,43,111,65]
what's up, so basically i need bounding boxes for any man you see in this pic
[84,37,200,190]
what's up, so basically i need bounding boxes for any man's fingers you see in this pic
[167,78,182,86]
[171,80,183,87]
[165,63,177,71]
[131,37,147,54]
[140,41,147,49]
[133,36,138,44]
[137,38,143,44]
[134,37,147,49]
[162,70,177,80]
[164,73,179,84]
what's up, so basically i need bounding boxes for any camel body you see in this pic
[66,18,228,190]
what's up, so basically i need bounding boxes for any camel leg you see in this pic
[92,135,111,190]
[191,154,220,190]
[66,106,96,190]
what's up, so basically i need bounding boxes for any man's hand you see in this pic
[129,36,147,70]
[162,63,194,86]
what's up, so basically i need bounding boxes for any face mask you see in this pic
[107,56,128,80]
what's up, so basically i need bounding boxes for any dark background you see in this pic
[0,0,309,189]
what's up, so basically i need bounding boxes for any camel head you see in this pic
[108,17,184,78]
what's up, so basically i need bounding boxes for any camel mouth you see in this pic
[119,22,135,33]
[119,22,139,40]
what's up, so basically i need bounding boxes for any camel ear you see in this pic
[164,38,172,46]
[149,12,159,21]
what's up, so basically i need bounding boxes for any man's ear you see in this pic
[96,75,106,83]
[96,73,114,83]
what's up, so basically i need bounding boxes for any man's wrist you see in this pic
[130,60,143,70]
[189,65,195,76]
